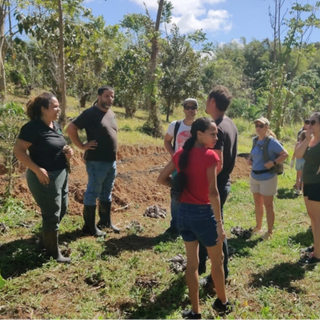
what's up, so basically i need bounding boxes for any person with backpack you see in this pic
[163,98,198,236]
[248,117,288,240]
[158,117,233,318]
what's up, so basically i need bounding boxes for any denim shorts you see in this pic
[295,158,305,171]
[177,203,218,247]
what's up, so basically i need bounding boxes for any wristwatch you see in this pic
[273,160,277,166]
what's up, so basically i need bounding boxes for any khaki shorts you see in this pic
[250,174,278,196]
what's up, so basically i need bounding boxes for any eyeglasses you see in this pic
[184,105,197,110]
[305,119,317,125]
[255,124,265,128]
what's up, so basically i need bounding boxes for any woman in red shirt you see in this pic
[158,117,232,319]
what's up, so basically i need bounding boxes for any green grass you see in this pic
[1,97,318,319]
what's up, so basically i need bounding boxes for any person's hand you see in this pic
[82,140,97,151]
[63,145,74,160]
[247,158,253,165]
[35,167,49,185]
[216,222,226,243]
[290,160,294,169]
[264,160,274,169]
[305,128,313,140]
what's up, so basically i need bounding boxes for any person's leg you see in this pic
[184,240,200,314]
[304,197,320,258]
[83,161,106,236]
[169,196,179,233]
[263,195,275,235]
[26,169,70,262]
[253,193,264,230]
[199,184,230,280]
[98,161,119,232]
[84,161,107,206]
[60,172,68,222]
[206,243,226,303]
[296,170,302,190]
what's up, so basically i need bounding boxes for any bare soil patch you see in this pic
[0,146,250,223]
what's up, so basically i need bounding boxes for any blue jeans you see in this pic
[84,161,116,206]
[170,197,180,229]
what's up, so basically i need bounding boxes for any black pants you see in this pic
[198,184,230,279]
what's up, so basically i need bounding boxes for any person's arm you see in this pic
[66,122,97,151]
[207,164,225,243]
[295,129,312,159]
[157,159,176,187]
[290,143,297,168]
[14,139,50,184]
[264,149,289,169]
[214,149,223,174]
[164,133,175,156]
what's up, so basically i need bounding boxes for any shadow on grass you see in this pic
[227,237,260,258]
[288,227,313,248]
[277,187,299,199]
[102,233,180,257]
[118,275,187,319]
[249,262,308,293]
[0,237,47,279]
[0,228,83,279]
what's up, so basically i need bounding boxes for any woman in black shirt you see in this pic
[14,92,73,263]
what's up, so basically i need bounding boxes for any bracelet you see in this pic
[216,220,222,223]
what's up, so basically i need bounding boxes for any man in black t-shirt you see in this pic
[67,86,120,236]
[200,85,238,285]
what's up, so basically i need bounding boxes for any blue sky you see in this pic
[83,0,320,44]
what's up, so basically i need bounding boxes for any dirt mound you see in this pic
[0,146,250,221]
[231,156,251,181]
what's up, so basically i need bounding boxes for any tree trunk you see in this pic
[0,3,7,100]
[146,0,164,138]
[58,0,67,127]
[79,92,90,108]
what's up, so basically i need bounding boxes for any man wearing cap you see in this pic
[163,98,198,236]
[67,86,120,237]
[200,85,238,284]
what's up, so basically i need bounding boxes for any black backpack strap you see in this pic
[262,136,272,162]
[251,136,258,153]
[173,120,182,152]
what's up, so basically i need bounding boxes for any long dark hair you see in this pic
[26,92,56,120]
[175,117,216,197]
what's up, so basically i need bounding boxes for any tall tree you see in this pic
[58,0,67,125]
[145,0,164,137]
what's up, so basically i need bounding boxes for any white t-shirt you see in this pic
[166,120,192,152]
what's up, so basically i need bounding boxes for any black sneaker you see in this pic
[182,310,201,319]
[212,298,233,314]
[298,254,320,266]
[300,245,314,254]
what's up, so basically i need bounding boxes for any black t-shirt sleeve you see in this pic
[73,110,89,130]
[213,128,224,152]
[18,122,38,144]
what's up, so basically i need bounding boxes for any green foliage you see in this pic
[0,271,6,289]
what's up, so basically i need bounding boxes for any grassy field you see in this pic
[1,95,318,319]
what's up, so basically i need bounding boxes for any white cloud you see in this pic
[129,0,231,34]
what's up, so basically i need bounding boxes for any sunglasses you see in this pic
[184,105,197,110]
[305,119,317,125]
[255,124,265,128]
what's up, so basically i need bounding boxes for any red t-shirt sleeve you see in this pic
[205,149,220,168]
